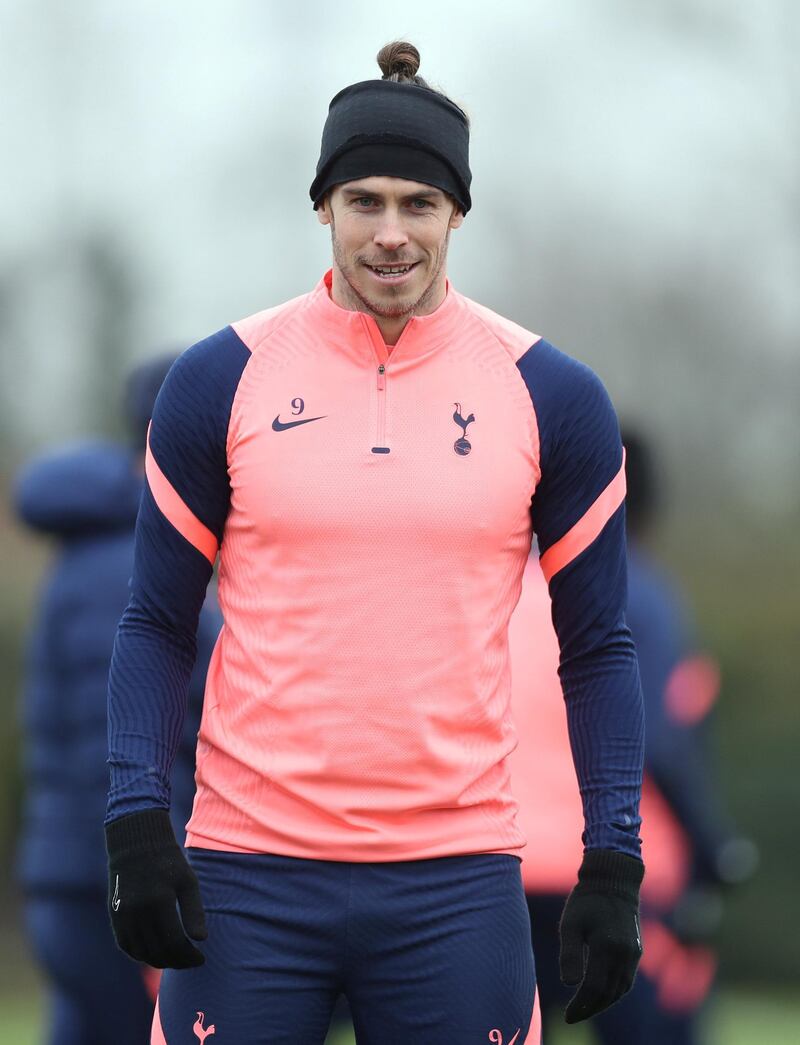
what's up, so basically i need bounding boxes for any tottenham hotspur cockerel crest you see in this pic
[452,402,476,456]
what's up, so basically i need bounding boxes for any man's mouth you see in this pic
[364,262,419,282]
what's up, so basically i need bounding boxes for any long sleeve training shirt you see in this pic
[107,271,644,862]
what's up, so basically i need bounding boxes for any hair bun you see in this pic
[377,41,421,82]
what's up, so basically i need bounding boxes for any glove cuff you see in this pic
[105,808,177,858]
[578,849,644,903]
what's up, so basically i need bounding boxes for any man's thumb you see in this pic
[177,879,208,941]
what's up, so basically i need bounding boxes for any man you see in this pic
[15,358,221,1045]
[106,42,644,1044]
[615,430,755,1043]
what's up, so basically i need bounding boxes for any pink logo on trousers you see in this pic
[193,1011,216,1042]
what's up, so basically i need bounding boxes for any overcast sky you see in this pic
[1,0,797,513]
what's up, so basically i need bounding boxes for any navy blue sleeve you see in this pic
[106,328,250,824]
[518,340,644,859]
[168,595,223,840]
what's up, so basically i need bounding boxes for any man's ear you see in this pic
[449,204,464,230]
[317,195,332,227]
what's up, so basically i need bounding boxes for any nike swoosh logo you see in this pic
[507,1032,521,1045]
[112,874,120,912]
[272,415,327,432]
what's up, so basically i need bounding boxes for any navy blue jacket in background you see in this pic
[14,441,222,894]
[627,544,733,883]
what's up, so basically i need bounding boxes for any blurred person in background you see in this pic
[13,356,222,1045]
[104,40,645,1044]
[510,426,756,1044]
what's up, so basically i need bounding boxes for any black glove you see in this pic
[105,809,207,969]
[559,849,644,1024]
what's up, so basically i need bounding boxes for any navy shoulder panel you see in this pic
[148,326,251,543]
[516,339,623,555]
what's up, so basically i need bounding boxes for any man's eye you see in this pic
[356,198,375,207]
[411,199,430,209]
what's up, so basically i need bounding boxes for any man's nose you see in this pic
[373,209,409,251]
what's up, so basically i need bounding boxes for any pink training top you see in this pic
[107,272,644,862]
[508,555,584,892]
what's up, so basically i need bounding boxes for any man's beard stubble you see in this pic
[330,222,449,321]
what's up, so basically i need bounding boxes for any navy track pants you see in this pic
[154,850,540,1044]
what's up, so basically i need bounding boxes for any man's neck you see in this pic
[328,268,446,348]
[370,314,409,349]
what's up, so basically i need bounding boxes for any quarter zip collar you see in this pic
[310,269,460,365]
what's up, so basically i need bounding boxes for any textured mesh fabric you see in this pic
[108,272,643,862]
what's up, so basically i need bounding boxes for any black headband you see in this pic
[310,79,472,214]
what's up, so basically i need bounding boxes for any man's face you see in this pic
[317,177,464,321]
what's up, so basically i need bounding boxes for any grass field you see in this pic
[1,989,798,1045]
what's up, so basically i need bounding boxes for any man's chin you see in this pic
[366,299,417,319]
[355,285,419,320]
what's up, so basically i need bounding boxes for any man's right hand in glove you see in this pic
[105,808,207,968]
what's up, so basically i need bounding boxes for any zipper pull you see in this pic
[377,363,386,391]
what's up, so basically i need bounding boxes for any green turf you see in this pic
[2,989,797,1044]
[0,997,42,1045]
[714,991,800,1045]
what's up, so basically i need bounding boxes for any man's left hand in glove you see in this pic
[559,849,645,1024]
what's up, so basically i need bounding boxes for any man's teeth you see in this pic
[372,265,413,275]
